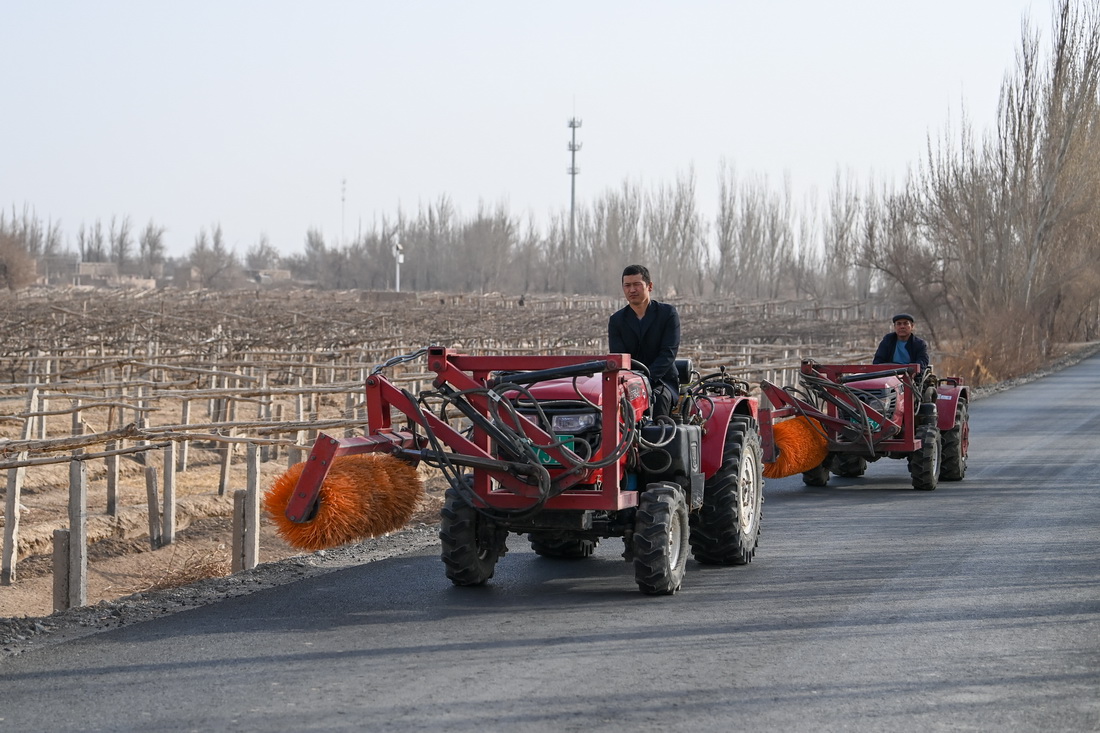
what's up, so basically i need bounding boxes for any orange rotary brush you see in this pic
[763,416,830,479]
[263,453,423,552]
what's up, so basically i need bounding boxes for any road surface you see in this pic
[2,353,1098,732]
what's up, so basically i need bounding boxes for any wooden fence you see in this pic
[0,289,883,612]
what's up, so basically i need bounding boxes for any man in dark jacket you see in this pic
[872,313,930,372]
[608,264,681,416]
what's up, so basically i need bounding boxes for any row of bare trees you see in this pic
[858,0,1100,365]
[3,1,1097,368]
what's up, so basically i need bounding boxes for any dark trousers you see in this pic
[652,384,674,418]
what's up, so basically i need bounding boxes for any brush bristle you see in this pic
[263,454,423,551]
[763,416,830,479]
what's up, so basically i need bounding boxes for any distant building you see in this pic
[174,265,202,290]
[35,254,79,285]
[245,268,292,285]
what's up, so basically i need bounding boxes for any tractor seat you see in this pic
[675,358,693,385]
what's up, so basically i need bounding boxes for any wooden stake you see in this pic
[68,458,88,608]
[244,444,260,570]
[105,440,119,516]
[231,490,246,573]
[52,529,70,612]
[2,388,36,585]
[145,466,162,549]
[177,399,191,472]
[162,443,176,546]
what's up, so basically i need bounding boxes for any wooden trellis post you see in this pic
[232,445,261,573]
[145,466,162,549]
[162,442,176,545]
[67,457,88,608]
[218,395,234,496]
[52,529,70,612]
[177,399,191,472]
[1,387,37,585]
[245,444,260,569]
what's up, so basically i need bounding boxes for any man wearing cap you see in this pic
[872,313,929,372]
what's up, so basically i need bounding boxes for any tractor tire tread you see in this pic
[633,484,689,595]
[689,416,764,565]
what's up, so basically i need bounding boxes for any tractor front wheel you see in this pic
[832,453,867,478]
[940,401,969,481]
[908,424,941,491]
[440,486,508,586]
[689,417,764,565]
[529,533,598,558]
[633,483,689,595]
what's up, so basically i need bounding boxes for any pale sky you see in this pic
[4,1,1051,258]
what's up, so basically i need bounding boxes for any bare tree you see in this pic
[790,194,824,299]
[138,220,166,277]
[189,224,242,289]
[712,162,740,295]
[77,221,108,262]
[108,215,133,268]
[643,171,703,297]
[0,231,36,291]
[913,0,1100,357]
[0,205,63,257]
[245,234,280,271]
[460,203,516,293]
[821,171,863,300]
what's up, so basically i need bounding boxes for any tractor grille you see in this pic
[513,403,602,460]
[854,388,898,421]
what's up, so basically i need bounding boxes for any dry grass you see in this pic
[113,544,233,595]
[936,309,1050,386]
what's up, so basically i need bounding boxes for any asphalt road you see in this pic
[2,354,1098,732]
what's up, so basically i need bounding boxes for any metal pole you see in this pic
[393,234,404,293]
[567,117,583,248]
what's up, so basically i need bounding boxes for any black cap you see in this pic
[892,313,915,323]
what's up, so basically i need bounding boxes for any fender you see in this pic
[700,395,758,477]
[935,384,969,432]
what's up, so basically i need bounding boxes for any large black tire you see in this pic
[940,401,968,481]
[908,424,941,491]
[633,483,689,595]
[832,453,867,478]
[689,417,764,565]
[529,533,598,558]
[802,459,831,487]
[439,487,508,586]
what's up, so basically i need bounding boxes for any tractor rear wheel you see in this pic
[832,453,867,478]
[940,401,969,481]
[529,533,598,558]
[440,486,508,585]
[689,416,764,565]
[908,424,941,491]
[633,483,689,595]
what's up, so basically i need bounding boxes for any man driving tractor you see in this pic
[873,313,929,372]
[607,264,681,417]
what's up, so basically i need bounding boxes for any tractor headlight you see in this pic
[551,413,598,433]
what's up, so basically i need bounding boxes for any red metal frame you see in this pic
[758,362,924,461]
[287,347,641,523]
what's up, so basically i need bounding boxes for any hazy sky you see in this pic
[4,1,1051,258]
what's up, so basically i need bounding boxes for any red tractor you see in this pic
[282,346,763,595]
[759,361,970,491]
